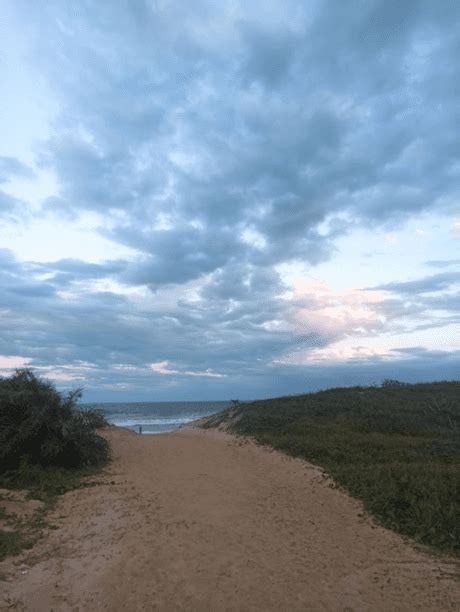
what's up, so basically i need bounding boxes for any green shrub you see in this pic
[0,369,109,472]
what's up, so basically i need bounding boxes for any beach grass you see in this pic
[0,529,25,561]
[202,380,460,556]
[0,462,97,501]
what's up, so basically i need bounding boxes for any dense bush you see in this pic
[0,369,109,472]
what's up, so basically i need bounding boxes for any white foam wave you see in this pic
[108,416,199,427]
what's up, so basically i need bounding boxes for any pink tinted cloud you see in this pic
[0,355,32,370]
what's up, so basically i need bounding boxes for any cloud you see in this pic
[0,156,35,183]
[0,355,32,376]
[1,1,460,398]
[0,241,457,398]
[374,271,460,295]
[425,259,460,268]
[0,251,293,388]
[7,0,456,288]
[0,191,24,223]
[150,361,226,378]
[0,157,36,222]
[150,361,179,375]
[267,348,460,398]
[238,19,301,88]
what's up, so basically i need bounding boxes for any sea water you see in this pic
[81,401,230,434]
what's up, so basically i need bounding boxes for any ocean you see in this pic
[81,401,231,434]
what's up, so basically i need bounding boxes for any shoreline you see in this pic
[1,426,459,611]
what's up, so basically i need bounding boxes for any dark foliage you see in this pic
[0,369,109,472]
[202,380,460,556]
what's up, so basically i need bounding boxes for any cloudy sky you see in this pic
[1,0,459,401]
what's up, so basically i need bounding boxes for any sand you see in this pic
[1,426,459,611]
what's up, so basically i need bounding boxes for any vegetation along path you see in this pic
[1,425,459,611]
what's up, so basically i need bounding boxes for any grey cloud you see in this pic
[238,20,300,87]
[0,156,35,183]
[375,272,460,295]
[0,252,127,310]
[0,249,15,265]
[273,349,460,397]
[15,0,459,288]
[8,283,56,298]
[2,1,460,398]
[55,258,122,274]
[1,245,457,400]
[0,191,21,221]
[41,196,80,221]
[0,251,298,378]
[422,293,460,315]
[425,259,460,269]
[82,348,460,402]
[45,258,126,284]
[361,265,460,335]
[116,225,242,286]
[201,263,285,302]
[0,189,33,224]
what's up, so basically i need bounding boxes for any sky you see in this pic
[0,0,459,401]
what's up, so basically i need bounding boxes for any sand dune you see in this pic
[1,426,459,611]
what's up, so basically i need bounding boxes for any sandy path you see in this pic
[1,426,458,611]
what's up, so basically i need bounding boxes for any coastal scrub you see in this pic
[202,381,460,556]
[0,369,109,560]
